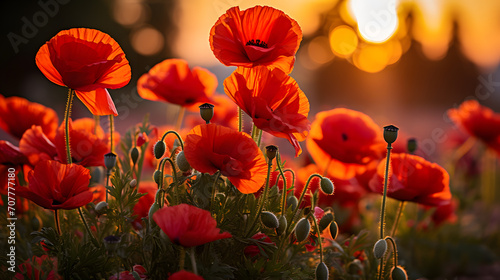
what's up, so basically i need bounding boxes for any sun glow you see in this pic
[350,0,399,43]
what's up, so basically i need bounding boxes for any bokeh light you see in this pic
[329,25,358,57]
[130,26,164,56]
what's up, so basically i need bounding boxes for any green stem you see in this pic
[385,236,399,267]
[179,247,185,271]
[161,130,184,150]
[64,89,74,164]
[390,201,406,237]
[276,152,288,214]
[380,144,392,239]
[175,106,185,131]
[105,172,110,203]
[190,247,198,275]
[93,115,100,135]
[54,209,61,236]
[78,207,99,247]
[311,213,324,263]
[109,115,114,153]
[238,108,243,132]
[246,159,273,237]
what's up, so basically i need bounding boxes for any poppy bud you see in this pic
[176,151,191,172]
[261,211,279,229]
[315,262,329,280]
[104,152,117,170]
[277,215,287,236]
[130,147,140,165]
[148,202,160,227]
[265,145,278,161]
[154,141,166,159]
[391,266,408,280]
[320,177,334,195]
[199,103,215,124]
[129,179,137,188]
[373,239,387,259]
[153,170,162,185]
[294,218,310,243]
[347,259,363,274]
[407,138,417,154]
[136,132,148,147]
[95,201,109,215]
[319,213,334,232]
[329,221,339,240]
[383,125,399,144]
[287,195,298,210]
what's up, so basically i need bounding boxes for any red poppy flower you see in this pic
[17,160,92,210]
[430,198,458,226]
[306,108,386,179]
[368,153,452,206]
[448,100,500,155]
[0,141,31,214]
[153,203,232,247]
[35,28,131,116]
[109,265,147,280]
[132,181,157,229]
[184,124,267,194]
[224,66,310,156]
[244,233,275,258]
[137,59,217,107]
[0,94,59,139]
[19,125,58,166]
[15,255,61,280]
[89,184,106,204]
[210,5,302,74]
[136,132,149,147]
[168,270,204,280]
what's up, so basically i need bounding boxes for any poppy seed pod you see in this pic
[148,202,160,227]
[154,141,166,159]
[407,138,417,154]
[153,170,162,185]
[104,152,117,170]
[294,218,310,242]
[277,215,287,236]
[265,145,278,161]
[320,177,334,195]
[95,201,109,215]
[287,195,298,210]
[373,239,388,259]
[329,221,339,240]
[261,211,279,229]
[103,235,121,252]
[176,151,191,172]
[130,147,139,165]
[199,103,215,124]
[315,262,329,280]
[319,213,334,232]
[383,125,399,144]
[391,266,408,280]
[129,179,137,188]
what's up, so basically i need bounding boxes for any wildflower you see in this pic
[306,108,385,179]
[183,124,267,194]
[368,153,452,206]
[17,160,92,210]
[153,204,232,247]
[448,99,500,155]
[168,270,204,280]
[224,66,310,156]
[137,58,216,107]
[35,28,131,116]
[244,233,275,258]
[0,94,58,139]
[136,132,149,147]
[210,5,302,74]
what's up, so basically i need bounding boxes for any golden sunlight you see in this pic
[350,0,399,43]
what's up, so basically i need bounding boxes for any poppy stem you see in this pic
[385,236,399,267]
[109,115,114,153]
[78,207,99,247]
[246,158,273,237]
[238,108,243,132]
[380,143,392,239]
[390,201,405,237]
[276,152,288,214]
[93,114,100,135]
[54,209,61,236]
[190,247,198,275]
[311,213,324,263]
[175,106,185,131]
[210,171,221,215]
[160,130,185,151]
[179,247,185,271]
[64,89,74,164]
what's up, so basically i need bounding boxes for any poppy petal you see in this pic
[75,88,118,116]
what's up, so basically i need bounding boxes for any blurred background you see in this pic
[1,0,500,159]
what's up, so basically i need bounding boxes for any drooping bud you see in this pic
[407,138,417,154]
[104,152,117,171]
[373,239,388,259]
[315,262,329,280]
[153,170,162,185]
[294,218,311,243]
[277,215,287,236]
[176,151,191,172]
[329,221,339,240]
[391,266,408,280]
[320,177,334,195]
[287,195,298,210]
[129,179,137,188]
[199,103,215,124]
[95,201,109,215]
[265,145,278,161]
[130,147,140,165]
[347,259,363,274]
[319,213,334,232]
[260,211,279,229]
[136,132,149,147]
[383,125,399,144]
[148,202,160,227]
[153,141,166,159]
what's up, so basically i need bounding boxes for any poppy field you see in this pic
[1,3,500,280]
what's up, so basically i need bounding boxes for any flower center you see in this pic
[246,39,268,48]
[341,133,348,141]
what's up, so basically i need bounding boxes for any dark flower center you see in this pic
[341,133,348,141]
[246,39,268,48]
